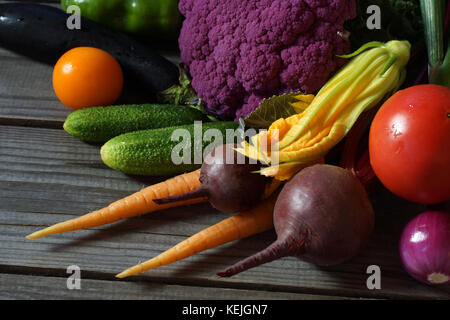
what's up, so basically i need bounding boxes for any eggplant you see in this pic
[0,3,179,95]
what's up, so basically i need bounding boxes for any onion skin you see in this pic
[399,211,450,285]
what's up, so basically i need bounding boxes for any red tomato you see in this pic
[369,84,450,204]
[53,47,123,110]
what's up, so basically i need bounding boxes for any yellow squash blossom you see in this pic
[239,40,411,181]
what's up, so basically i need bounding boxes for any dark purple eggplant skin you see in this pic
[0,3,178,94]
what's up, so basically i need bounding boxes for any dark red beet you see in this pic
[218,164,375,277]
[154,144,269,213]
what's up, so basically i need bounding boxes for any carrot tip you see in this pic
[116,267,138,279]
[115,272,127,279]
[26,231,45,240]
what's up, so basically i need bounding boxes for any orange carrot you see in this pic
[26,169,205,240]
[116,194,277,278]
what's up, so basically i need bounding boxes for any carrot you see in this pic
[116,194,278,278]
[26,169,205,240]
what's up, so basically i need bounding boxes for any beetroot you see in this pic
[218,164,375,277]
[154,144,270,213]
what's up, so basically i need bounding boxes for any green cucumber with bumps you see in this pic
[63,104,208,143]
[101,121,239,176]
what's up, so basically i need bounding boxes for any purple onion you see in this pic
[399,211,450,285]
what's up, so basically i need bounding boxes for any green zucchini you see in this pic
[64,104,208,143]
[101,121,239,176]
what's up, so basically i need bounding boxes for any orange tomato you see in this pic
[53,47,123,110]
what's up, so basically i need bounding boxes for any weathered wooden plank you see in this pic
[1,273,351,300]
[0,49,68,122]
[1,125,449,299]
[2,223,449,300]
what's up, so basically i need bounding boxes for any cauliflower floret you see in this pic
[179,0,356,120]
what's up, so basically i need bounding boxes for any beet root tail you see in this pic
[153,187,207,205]
[217,240,290,277]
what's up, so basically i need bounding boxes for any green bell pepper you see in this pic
[61,0,182,39]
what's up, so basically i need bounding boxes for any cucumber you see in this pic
[63,104,208,143]
[101,121,239,176]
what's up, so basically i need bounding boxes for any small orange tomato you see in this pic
[53,47,123,110]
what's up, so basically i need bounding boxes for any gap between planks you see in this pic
[0,273,361,300]
[0,117,64,130]
[3,263,449,300]
[0,264,379,300]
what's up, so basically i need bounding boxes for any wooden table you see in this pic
[1,3,449,301]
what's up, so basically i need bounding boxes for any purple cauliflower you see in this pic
[178,0,356,120]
